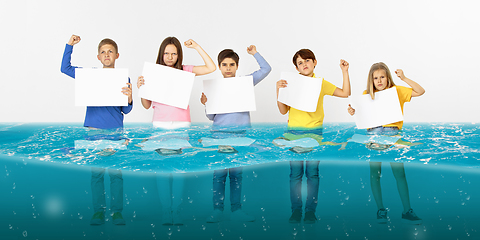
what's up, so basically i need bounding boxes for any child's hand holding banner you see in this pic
[202,76,256,114]
[277,72,323,112]
[349,87,404,129]
[75,68,129,107]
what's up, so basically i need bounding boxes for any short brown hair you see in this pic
[366,62,396,100]
[217,49,239,66]
[156,37,183,70]
[98,38,118,53]
[292,49,316,67]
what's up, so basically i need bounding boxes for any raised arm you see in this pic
[184,39,216,76]
[60,35,81,78]
[332,59,351,98]
[247,45,272,85]
[276,80,290,115]
[395,69,425,97]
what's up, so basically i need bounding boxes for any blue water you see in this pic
[0,123,479,239]
[1,123,479,171]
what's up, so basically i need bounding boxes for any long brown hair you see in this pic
[366,62,395,100]
[156,37,183,70]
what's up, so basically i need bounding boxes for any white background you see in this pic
[1,0,479,124]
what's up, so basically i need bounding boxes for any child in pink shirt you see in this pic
[137,37,216,225]
[137,37,216,129]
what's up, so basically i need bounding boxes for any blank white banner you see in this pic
[139,62,195,110]
[277,72,323,112]
[75,68,129,106]
[349,87,404,129]
[203,76,256,114]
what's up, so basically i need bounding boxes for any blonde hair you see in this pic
[366,62,396,100]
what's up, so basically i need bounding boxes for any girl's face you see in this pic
[373,69,388,91]
[163,44,178,67]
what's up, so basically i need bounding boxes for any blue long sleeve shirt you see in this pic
[206,52,271,130]
[61,44,133,129]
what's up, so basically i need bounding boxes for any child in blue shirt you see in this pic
[61,35,133,129]
[60,35,132,225]
[201,45,271,222]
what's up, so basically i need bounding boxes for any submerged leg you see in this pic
[390,162,412,213]
[305,161,319,213]
[91,167,106,213]
[157,173,173,209]
[229,167,243,212]
[108,169,125,225]
[90,167,106,225]
[212,169,228,211]
[171,173,185,225]
[108,169,124,213]
[171,173,185,210]
[369,162,384,210]
[290,161,304,212]
[157,173,173,225]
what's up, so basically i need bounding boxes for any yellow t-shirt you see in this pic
[363,85,412,130]
[287,74,337,129]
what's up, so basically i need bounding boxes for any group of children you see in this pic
[60,34,425,226]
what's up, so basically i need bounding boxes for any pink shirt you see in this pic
[152,65,194,122]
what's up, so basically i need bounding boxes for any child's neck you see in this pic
[301,72,314,78]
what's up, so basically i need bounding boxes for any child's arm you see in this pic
[332,59,351,98]
[395,69,425,97]
[276,80,289,115]
[200,93,215,120]
[184,39,216,76]
[60,35,81,78]
[137,76,152,109]
[247,45,272,85]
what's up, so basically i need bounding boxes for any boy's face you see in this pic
[219,58,238,78]
[295,56,316,77]
[163,44,178,67]
[97,44,119,68]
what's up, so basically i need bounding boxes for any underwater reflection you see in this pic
[72,128,129,225]
[203,129,257,223]
[136,129,192,226]
[344,127,424,225]
[273,128,344,224]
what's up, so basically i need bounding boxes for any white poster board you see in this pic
[139,62,195,110]
[202,76,256,114]
[75,68,129,106]
[349,87,404,129]
[277,72,323,112]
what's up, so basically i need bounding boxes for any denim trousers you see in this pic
[91,167,123,213]
[290,161,319,212]
[212,167,243,212]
